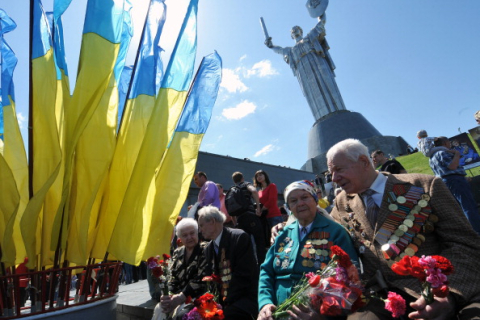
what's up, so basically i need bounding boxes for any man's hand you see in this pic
[409,294,455,320]
[287,304,323,320]
[270,222,285,245]
[187,205,192,210]
[257,303,276,320]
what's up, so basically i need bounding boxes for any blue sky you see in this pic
[2,0,480,170]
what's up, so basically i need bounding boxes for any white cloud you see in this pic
[245,60,278,78]
[254,144,275,157]
[221,68,248,93]
[239,54,247,62]
[17,112,27,129]
[222,100,256,120]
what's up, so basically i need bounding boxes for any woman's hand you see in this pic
[160,293,185,313]
[258,303,276,320]
[408,294,455,320]
[287,304,323,320]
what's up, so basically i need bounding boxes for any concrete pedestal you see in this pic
[303,110,408,173]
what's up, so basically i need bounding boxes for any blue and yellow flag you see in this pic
[108,0,199,265]
[0,8,28,266]
[65,0,133,265]
[143,51,222,259]
[20,0,71,268]
[91,0,167,260]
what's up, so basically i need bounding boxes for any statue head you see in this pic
[291,26,303,40]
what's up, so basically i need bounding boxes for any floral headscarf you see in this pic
[284,180,318,208]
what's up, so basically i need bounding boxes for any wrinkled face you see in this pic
[328,152,369,194]
[255,172,265,184]
[178,225,198,249]
[198,217,216,240]
[371,153,386,167]
[193,174,206,188]
[287,189,317,223]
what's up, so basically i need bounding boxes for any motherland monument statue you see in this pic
[261,0,408,172]
[262,0,345,121]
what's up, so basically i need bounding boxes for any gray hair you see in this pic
[417,130,428,138]
[475,110,480,120]
[197,205,226,223]
[326,139,372,164]
[175,218,198,237]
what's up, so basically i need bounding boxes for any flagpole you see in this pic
[118,0,153,132]
[28,0,34,199]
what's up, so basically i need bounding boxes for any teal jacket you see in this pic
[258,212,358,311]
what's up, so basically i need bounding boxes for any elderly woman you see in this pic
[153,218,206,320]
[258,180,358,320]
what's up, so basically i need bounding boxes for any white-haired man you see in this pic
[328,138,480,319]
[198,206,258,320]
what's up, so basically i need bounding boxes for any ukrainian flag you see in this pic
[65,0,133,265]
[0,9,29,266]
[143,51,222,259]
[20,0,71,268]
[108,0,199,265]
[90,0,166,260]
[50,0,128,263]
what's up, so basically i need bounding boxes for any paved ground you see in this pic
[117,280,157,320]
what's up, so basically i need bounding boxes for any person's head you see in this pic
[291,26,303,41]
[215,183,224,195]
[284,180,318,226]
[254,170,271,188]
[232,171,244,184]
[175,218,199,250]
[315,189,323,199]
[434,136,450,148]
[417,130,428,139]
[326,139,377,194]
[475,110,480,124]
[193,171,208,188]
[197,205,226,240]
[371,150,388,167]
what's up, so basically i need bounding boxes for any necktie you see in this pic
[362,189,379,226]
[214,242,219,255]
[301,227,308,240]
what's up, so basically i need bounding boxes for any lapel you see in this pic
[346,193,375,238]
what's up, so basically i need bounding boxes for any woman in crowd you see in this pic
[153,218,206,320]
[254,170,283,228]
[257,180,358,320]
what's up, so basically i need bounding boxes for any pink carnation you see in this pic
[418,255,437,271]
[426,270,447,288]
[385,292,406,318]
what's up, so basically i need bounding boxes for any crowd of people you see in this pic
[147,135,480,320]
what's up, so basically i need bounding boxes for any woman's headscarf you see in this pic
[284,180,318,207]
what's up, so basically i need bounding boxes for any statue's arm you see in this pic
[265,38,286,55]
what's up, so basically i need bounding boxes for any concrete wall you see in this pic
[180,151,316,216]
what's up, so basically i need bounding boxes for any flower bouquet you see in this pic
[391,255,454,304]
[183,275,224,320]
[273,245,366,319]
[147,253,173,295]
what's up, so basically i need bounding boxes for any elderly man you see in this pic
[371,150,407,174]
[417,129,435,157]
[198,205,258,320]
[328,138,480,319]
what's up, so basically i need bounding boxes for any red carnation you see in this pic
[211,274,222,284]
[309,293,323,311]
[432,285,449,298]
[391,256,426,281]
[308,275,321,287]
[163,253,171,260]
[320,296,343,316]
[152,266,163,278]
[330,245,352,268]
[384,292,406,318]
[431,256,454,275]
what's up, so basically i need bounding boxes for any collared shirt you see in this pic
[429,147,466,178]
[417,137,435,157]
[362,173,387,208]
[198,180,221,209]
[213,230,223,254]
[298,221,313,240]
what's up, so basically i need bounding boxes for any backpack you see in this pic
[225,183,252,216]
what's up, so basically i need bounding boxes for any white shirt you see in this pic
[214,230,223,252]
[362,173,387,207]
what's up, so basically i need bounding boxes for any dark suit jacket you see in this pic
[331,173,480,306]
[204,227,258,316]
